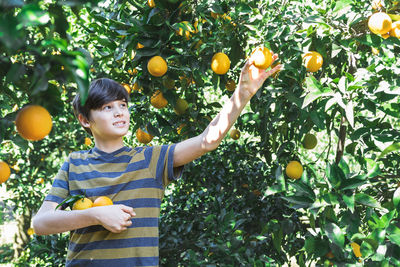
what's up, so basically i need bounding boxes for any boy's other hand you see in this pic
[90,204,136,233]
[238,53,281,97]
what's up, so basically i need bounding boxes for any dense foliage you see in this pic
[1,0,400,265]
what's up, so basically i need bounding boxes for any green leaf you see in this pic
[290,181,315,200]
[324,222,345,248]
[355,193,381,209]
[281,195,314,208]
[339,178,367,191]
[342,194,355,213]
[272,227,283,252]
[378,142,400,160]
[302,88,333,108]
[394,187,400,211]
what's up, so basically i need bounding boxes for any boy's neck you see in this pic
[93,138,125,153]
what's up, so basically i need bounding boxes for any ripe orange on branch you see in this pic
[211,52,230,75]
[15,105,53,141]
[251,46,273,69]
[302,51,323,72]
[150,90,168,109]
[285,161,303,180]
[390,21,400,38]
[136,128,153,144]
[147,56,168,77]
[368,12,392,35]
[93,196,113,207]
[0,161,11,184]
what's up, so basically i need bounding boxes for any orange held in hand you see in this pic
[147,56,168,77]
[368,12,392,35]
[251,46,273,69]
[15,105,53,141]
[302,51,323,72]
[0,161,11,184]
[93,196,113,207]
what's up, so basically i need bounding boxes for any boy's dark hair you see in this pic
[72,78,130,136]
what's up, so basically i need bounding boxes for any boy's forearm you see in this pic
[201,86,252,151]
[33,208,98,235]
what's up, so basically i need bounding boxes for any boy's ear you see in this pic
[78,114,90,128]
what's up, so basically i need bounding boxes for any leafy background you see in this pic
[1,0,400,266]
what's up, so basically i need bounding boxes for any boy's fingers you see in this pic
[120,205,136,216]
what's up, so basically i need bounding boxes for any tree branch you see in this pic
[335,116,347,164]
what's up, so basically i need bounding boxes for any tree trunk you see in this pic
[13,208,32,259]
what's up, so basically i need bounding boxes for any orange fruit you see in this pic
[148,0,155,8]
[84,137,92,146]
[176,21,194,40]
[351,242,362,258]
[302,51,323,72]
[0,161,11,184]
[27,228,35,236]
[210,11,219,19]
[225,79,236,92]
[230,129,240,140]
[303,133,317,149]
[174,98,189,115]
[176,123,187,135]
[390,21,400,38]
[15,105,52,141]
[136,43,144,49]
[381,33,390,39]
[372,0,383,10]
[35,178,44,184]
[211,52,230,75]
[72,197,93,210]
[368,12,392,35]
[93,196,113,207]
[150,90,168,109]
[251,46,273,69]
[136,128,153,144]
[371,47,380,55]
[147,56,168,77]
[122,83,131,94]
[132,82,143,92]
[285,161,303,180]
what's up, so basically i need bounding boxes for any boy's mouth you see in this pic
[113,121,127,127]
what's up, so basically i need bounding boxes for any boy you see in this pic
[33,56,280,266]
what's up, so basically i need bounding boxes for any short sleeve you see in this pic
[147,144,184,188]
[44,156,70,204]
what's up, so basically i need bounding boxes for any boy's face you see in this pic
[84,99,130,140]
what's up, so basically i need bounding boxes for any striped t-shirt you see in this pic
[44,144,182,267]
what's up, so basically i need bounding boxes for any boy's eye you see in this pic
[103,105,111,110]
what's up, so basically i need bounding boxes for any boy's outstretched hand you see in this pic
[238,52,281,97]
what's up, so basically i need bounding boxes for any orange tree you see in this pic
[0,0,98,263]
[1,0,400,265]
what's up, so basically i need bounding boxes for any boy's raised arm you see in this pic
[173,56,281,167]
